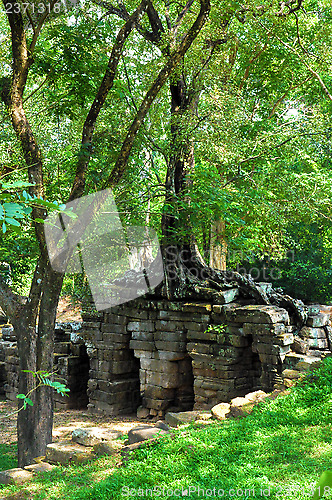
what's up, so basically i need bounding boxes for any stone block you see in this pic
[102,333,131,344]
[158,310,209,322]
[299,327,326,340]
[137,406,150,419]
[307,338,328,349]
[225,305,289,325]
[144,386,175,400]
[292,336,309,354]
[154,331,186,342]
[187,342,212,355]
[229,335,249,347]
[24,462,55,473]
[130,340,155,351]
[142,397,173,410]
[0,468,33,485]
[72,428,104,447]
[155,320,180,332]
[145,370,179,389]
[306,314,329,327]
[181,303,212,313]
[155,341,186,352]
[127,321,155,332]
[211,402,231,420]
[104,313,128,324]
[215,288,239,304]
[93,441,122,456]
[139,358,178,374]
[165,411,209,427]
[243,322,286,336]
[128,425,170,444]
[131,331,154,342]
[157,351,186,361]
[45,441,94,465]
[282,369,302,380]
[101,323,126,334]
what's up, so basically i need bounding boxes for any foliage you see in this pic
[1,358,332,498]
[0,370,70,419]
[235,222,332,303]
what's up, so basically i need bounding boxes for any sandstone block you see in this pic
[137,406,150,419]
[0,468,33,485]
[24,462,55,473]
[72,428,104,447]
[306,314,330,327]
[165,411,209,427]
[282,369,302,380]
[155,341,186,352]
[45,441,95,465]
[211,402,231,420]
[292,336,309,354]
[243,322,286,336]
[225,305,289,325]
[127,425,169,444]
[93,441,122,456]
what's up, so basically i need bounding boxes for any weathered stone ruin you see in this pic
[81,296,332,418]
[0,295,331,417]
[2,323,89,409]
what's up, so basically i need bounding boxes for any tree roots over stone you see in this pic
[110,245,308,328]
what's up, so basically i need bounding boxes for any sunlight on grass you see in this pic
[1,359,332,499]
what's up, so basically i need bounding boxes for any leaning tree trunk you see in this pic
[12,264,64,467]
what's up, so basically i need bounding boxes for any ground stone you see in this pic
[72,428,103,447]
[282,369,302,380]
[0,468,33,485]
[137,406,150,419]
[165,411,207,427]
[24,463,55,473]
[211,403,231,420]
[127,425,169,444]
[93,441,122,456]
[45,441,95,465]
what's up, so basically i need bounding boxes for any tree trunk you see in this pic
[161,78,198,297]
[12,265,64,467]
[209,219,228,271]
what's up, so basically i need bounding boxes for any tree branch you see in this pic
[106,0,211,188]
[69,0,148,202]
[257,19,332,102]
[3,0,47,257]
[173,0,195,36]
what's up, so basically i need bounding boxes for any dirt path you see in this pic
[0,397,142,445]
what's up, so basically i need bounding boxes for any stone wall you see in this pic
[1,323,89,409]
[0,299,330,417]
[82,299,314,418]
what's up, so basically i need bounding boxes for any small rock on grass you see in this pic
[211,403,231,421]
[127,425,169,445]
[0,468,33,485]
[165,411,211,428]
[24,463,55,474]
[45,441,94,465]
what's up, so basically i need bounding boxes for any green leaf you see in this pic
[5,218,21,227]
[25,398,34,407]
[16,394,26,400]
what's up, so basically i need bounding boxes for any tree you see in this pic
[0,0,210,466]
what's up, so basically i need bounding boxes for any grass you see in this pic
[1,359,332,499]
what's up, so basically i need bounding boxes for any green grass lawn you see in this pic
[1,359,332,499]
